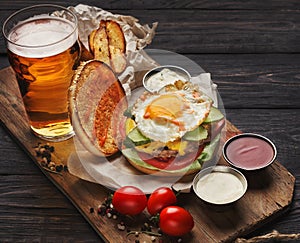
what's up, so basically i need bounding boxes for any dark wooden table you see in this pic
[0,1,299,242]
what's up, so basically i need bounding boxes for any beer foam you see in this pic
[7,16,78,58]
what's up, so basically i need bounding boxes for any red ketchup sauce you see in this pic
[225,135,275,170]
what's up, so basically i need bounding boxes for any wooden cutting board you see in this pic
[0,67,295,242]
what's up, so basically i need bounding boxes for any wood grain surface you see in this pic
[0,66,296,242]
[0,0,299,242]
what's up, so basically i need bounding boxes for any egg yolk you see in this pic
[143,94,188,125]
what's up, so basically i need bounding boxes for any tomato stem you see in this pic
[175,190,181,197]
[149,213,160,224]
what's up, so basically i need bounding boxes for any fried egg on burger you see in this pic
[132,81,212,143]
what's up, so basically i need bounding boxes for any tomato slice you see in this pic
[129,118,224,171]
[137,145,204,170]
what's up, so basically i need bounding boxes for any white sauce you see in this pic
[196,171,245,204]
[145,68,188,92]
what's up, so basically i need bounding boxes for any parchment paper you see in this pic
[69,4,158,95]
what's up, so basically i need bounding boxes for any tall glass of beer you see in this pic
[2,5,80,141]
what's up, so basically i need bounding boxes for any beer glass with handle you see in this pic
[2,4,80,141]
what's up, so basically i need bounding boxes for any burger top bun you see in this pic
[70,60,128,157]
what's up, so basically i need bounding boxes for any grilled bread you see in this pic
[92,20,110,65]
[88,20,127,74]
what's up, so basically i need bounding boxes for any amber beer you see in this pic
[3,5,80,141]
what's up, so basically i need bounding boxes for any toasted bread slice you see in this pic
[72,60,128,156]
[93,20,111,66]
[106,20,126,53]
[106,20,127,73]
[90,20,127,74]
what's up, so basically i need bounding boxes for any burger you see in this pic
[120,80,225,176]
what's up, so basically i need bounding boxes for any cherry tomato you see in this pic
[159,206,194,236]
[112,186,147,215]
[147,187,177,215]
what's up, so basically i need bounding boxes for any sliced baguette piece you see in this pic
[90,20,127,74]
[106,20,126,53]
[93,20,111,66]
[71,60,128,157]
[106,20,127,74]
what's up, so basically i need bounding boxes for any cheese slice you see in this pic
[135,140,188,156]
